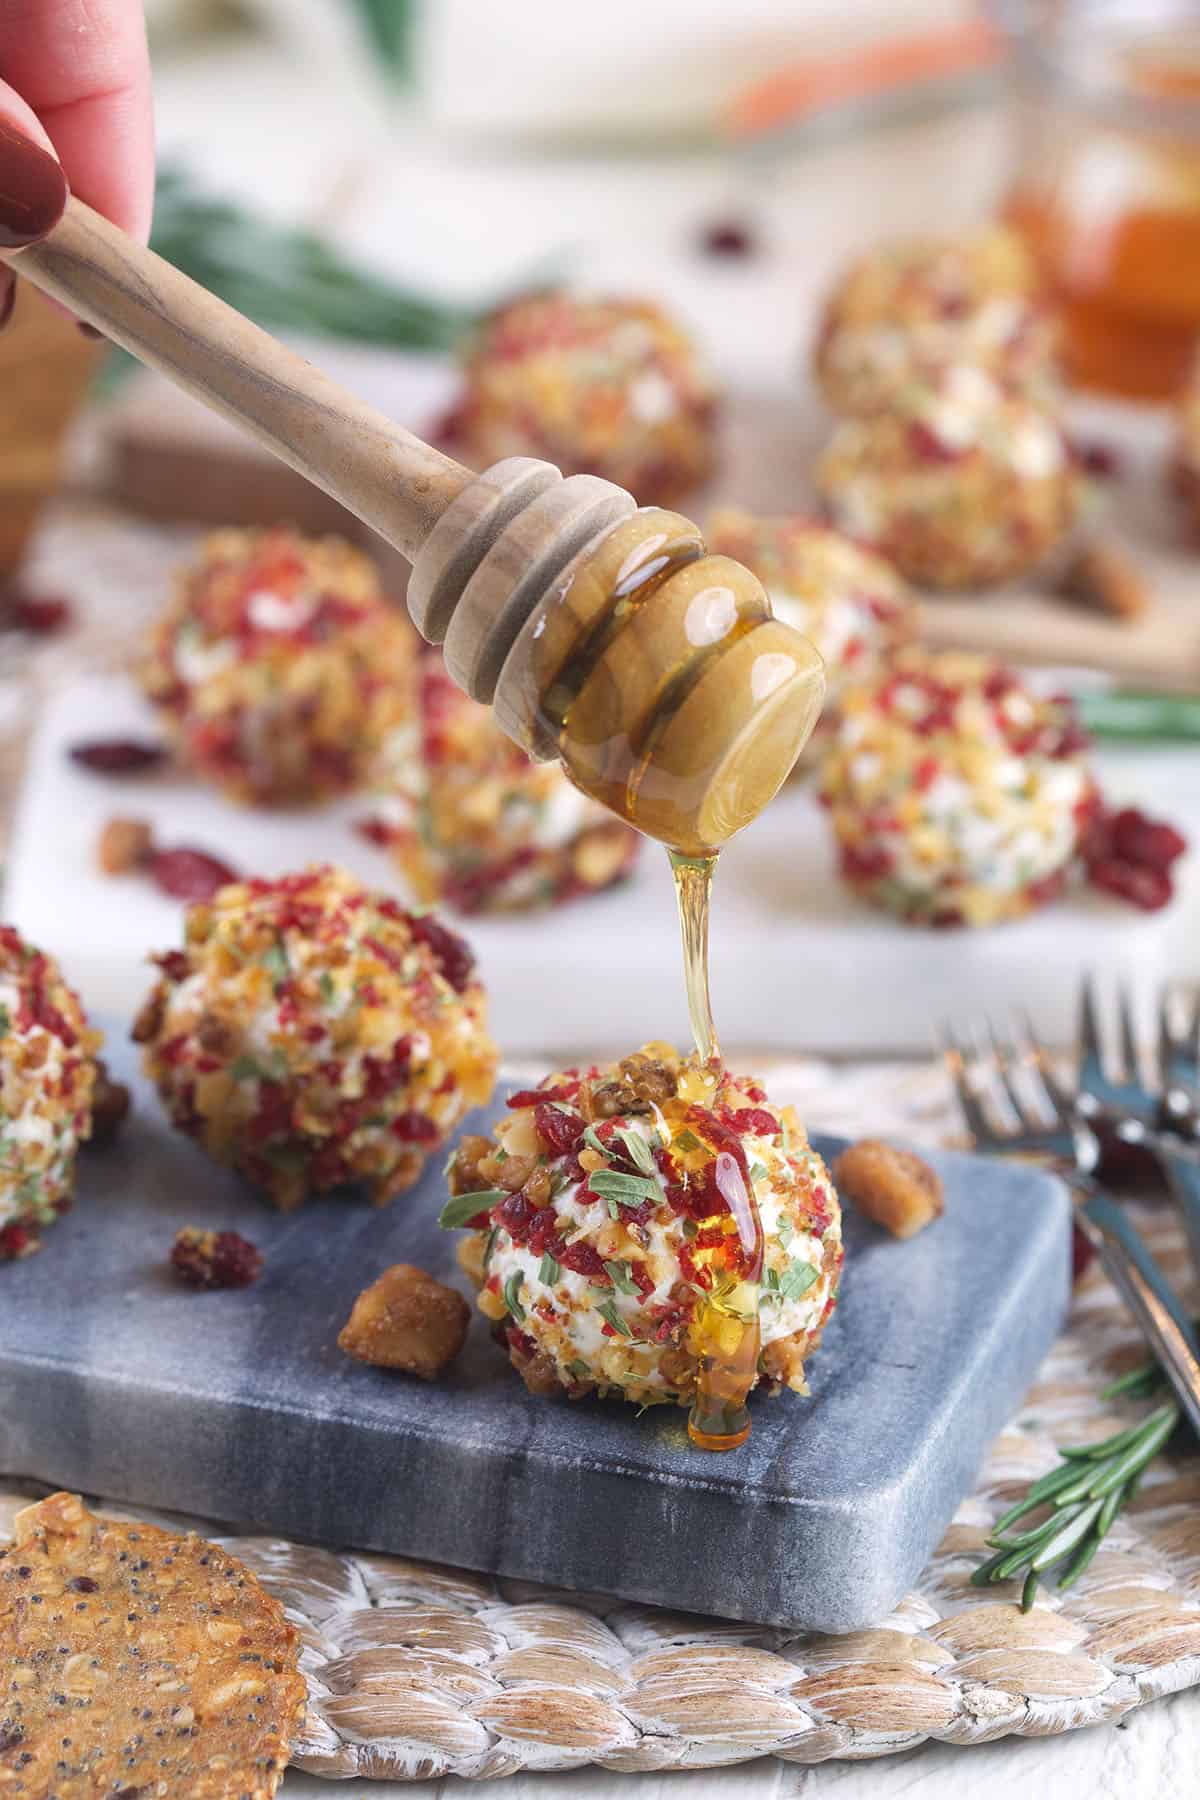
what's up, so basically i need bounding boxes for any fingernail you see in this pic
[0,117,68,249]
[0,269,14,331]
[77,321,105,341]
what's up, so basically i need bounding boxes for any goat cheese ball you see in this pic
[444,291,719,505]
[818,650,1096,927]
[814,364,1080,590]
[445,1046,843,1410]
[141,527,415,807]
[134,865,497,1209]
[365,655,641,913]
[814,225,1057,417]
[706,509,917,763]
[0,926,100,1258]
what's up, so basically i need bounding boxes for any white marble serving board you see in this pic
[5,674,1194,1058]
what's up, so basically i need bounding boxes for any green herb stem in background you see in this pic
[95,164,480,396]
[1077,690,1200,745]
[972,1337,1193,1609]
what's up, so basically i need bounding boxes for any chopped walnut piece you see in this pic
[338,1262,470,1378]
[87,1057,131,1145]
[96,814,155,875]
[834,1139,944,1239]
[1056,538,1149,622]
[171,1226,264,1289]
[589,1049,680,1117]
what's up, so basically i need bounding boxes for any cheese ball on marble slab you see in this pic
[135,865,497,1209]
[443,291,719,505]
[0,926,101,1259]
[818,650,1097,928]
[444,1045,843,1410]
[364,655,641,913]
[814,224,1057,417]
[814,364,1081,590]
[706,508,917,764]
[141,527,415,807]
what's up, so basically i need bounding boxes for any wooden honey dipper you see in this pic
[5,197,825,856]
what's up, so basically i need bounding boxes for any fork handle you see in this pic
[1152,1140,1200,1285]
[1080,1191,1200,1437]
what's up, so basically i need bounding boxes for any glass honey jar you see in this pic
[1001,1,1200,401]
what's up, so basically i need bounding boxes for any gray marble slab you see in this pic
[0,1027,1071,1632]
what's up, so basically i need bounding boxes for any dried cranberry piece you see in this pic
[1089,859,1173,912]
[170,1227,263,1289]
[506,1084,576,1109]
[699,216,757,258]
[1108,808,1187,872]
[534,1102,585,1156]
[0,1222,39,1261]
[1071,1222,1095,1280]
[70,738,168,776]
[409,911,475,993]
[1071,438,1122,480]
[907,420,963,463]
[151,847,239,902]
[840,843,895,882]
[727,1107,779,1137]
[558,1240,608,1282]
[4,589,72,634]
[154,950,190,983]
[391,1110,439,1144]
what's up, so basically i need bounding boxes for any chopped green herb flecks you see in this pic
[230,1054,262,1082]
[438,1188,504,1229]
[674,1128,703,1154]
[582,1124,609,1159]
[538,1252,560,1285]
[777,1215,795,1249]
[604,1259,640,1296]
[263,940,290,990]
[615,1126,657,1174]
[780,1117,791,1153]
[779,1259,818,1302]
[594,1296,633,1337]
[0,1005,10,1034]
[503,1272,526,1323]
[482,1227,498,1269]
[318,971,336,1006]
[566,1359,591,1380]
[589,1169,659,1205]
[749,1161,769,1184]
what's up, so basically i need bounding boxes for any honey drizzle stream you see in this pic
[669,850,765,1452]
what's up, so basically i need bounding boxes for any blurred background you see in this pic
[7,0,1200,1055]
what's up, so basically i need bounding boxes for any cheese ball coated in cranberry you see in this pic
[706,509,917,766]
[135,865,497,1209]
[444,291,719,506]
[365,655,641,913]
[814,225,1057,417]
[445,1045,843,1410]
[0,926,101,1259]
[815,365,1081,590]
[818,650,1097,927]
[141,527,415,807]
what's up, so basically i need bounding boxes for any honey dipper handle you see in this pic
[4,196,473,562]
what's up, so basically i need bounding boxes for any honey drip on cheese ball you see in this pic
[528,508,826,1449]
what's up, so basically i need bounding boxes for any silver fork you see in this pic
[1078,977,1200,1278]
[942,1016,1200,1438]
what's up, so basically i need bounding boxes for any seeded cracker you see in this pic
[0,1492,305,1799]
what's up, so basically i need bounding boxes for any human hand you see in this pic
[0,1,153,328]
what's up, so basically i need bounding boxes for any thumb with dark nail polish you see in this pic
[0,115,68,250]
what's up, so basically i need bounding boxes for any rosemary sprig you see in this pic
[972,1399,1180,1610]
